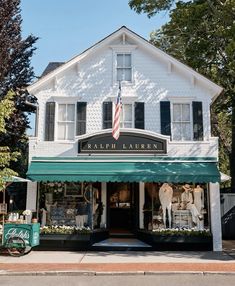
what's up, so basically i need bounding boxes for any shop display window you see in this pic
[143,183,209,231]
[39,182,102,229]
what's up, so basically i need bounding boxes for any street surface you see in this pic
[1,274,235,286]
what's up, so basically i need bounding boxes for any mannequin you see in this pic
[159,183,173,228]
[193,185,204,213]
[181,184,202,224]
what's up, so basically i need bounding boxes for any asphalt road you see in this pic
[1,274,235,286]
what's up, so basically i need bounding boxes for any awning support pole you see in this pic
[209,182,222,251]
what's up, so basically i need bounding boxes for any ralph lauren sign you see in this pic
[78,131,167,154]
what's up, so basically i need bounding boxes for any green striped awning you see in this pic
[26,157,220,183]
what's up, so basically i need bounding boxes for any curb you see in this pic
[0,270,235,276]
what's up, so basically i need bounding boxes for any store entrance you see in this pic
[107,182,139,234]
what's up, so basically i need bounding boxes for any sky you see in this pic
[21,0,169,77]
[20,0,169,134]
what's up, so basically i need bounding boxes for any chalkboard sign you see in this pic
[64,182,83,197]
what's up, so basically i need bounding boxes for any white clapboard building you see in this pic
[26,26,223,251]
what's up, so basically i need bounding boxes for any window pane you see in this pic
[124,54,131,67]
[182,104,190,121]
[67,104,75,121]
[58,104,66,121]
[124,104,132,121]
[57,123,66,140]
[181,123,191,140]
[173,104,181,121]
[67,123,75,140]
[120,107,124,122]
[172,123,181,140]
[124,68,132,81]
[124,122,132,128]
[117,69,123,81]
[117,54,123,67]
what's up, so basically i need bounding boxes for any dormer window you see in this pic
[117,53,132,82]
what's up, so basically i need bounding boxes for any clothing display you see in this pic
[193,185,204,213]
[159,183,173,228]
[181,184,202,224]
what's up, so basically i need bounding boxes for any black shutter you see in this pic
[103,102,112,129]
[135,102,145,129]
[193,101,203,140]
[160,101,171,136]
[45,102,55,141]
[76,102,87,135]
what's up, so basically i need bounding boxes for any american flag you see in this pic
[112,81,122,140]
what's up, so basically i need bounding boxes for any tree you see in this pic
[129,0,176,17]
[129,0,235,190]
[0,0,38,177]
[0,91,19,190]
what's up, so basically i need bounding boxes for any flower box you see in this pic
[137,229,213,251]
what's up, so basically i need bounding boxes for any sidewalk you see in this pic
[0,241,234,275]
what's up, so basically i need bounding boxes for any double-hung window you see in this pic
[57,104,75,140]
[117,53,132,82]
[172,103,191,141]
[120,104,133,128]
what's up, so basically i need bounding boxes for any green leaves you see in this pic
[129,0,176,17]
[0,91,19,191]
[0,90,15,133]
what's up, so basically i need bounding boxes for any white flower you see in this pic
[23,210,32,216]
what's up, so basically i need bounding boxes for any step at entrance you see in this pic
[91,238,152,251]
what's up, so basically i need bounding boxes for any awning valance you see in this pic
[26,157,220,183]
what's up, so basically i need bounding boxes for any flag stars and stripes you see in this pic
[112,81,122,140]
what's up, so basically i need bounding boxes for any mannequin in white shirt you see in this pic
[159,183,173,228]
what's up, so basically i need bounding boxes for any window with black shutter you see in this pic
[45,102,55,141]
[160,101,171,136]
[192,101,203,141]
[135,102,145,129]
[76,102,87,135]
[103,102,113,129]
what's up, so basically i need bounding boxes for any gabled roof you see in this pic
[28,26,223,100]
[41,62,64,77]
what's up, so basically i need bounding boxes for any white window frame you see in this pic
[52,96,81,142]
[55,102,76,141]
[116,53,132,82]
[171,101,193,141]
[119,103,134,128]
[110,45,137,86]
[112,100,135,129]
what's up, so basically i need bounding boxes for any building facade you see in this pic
[26,26,223,251]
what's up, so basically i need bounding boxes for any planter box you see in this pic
[137,229,213,251]
[40,233,91,241]
[36,229,109,251]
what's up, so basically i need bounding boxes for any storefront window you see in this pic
[39,182,102,229]
[143,183,209,231]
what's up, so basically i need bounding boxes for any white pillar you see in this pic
[26,181,37,211]
[139,182,145,229]
[101,182,107,227]
[209,182,222,251]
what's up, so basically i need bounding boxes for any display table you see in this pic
[172,210,193,228]
[3,223,40,246]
